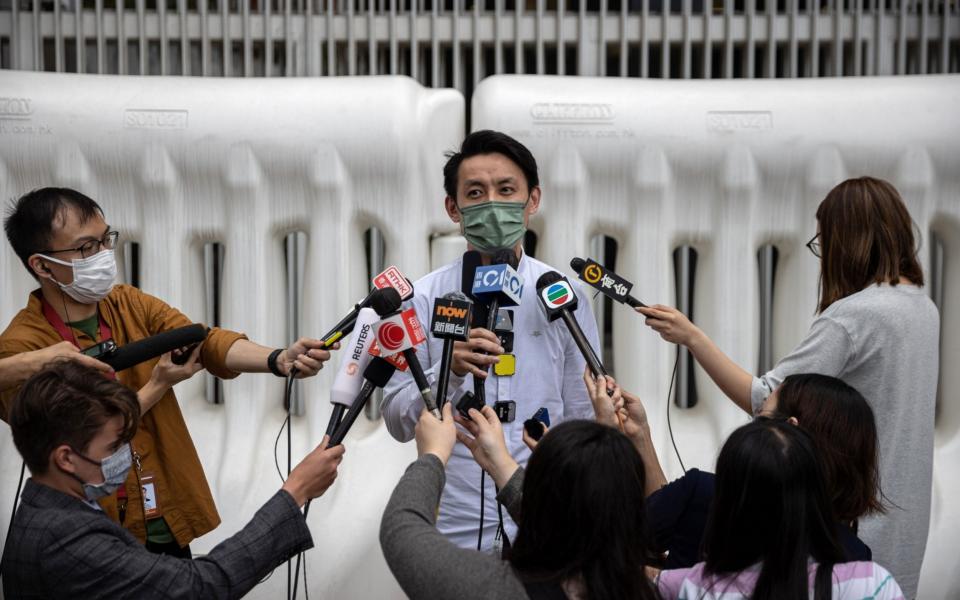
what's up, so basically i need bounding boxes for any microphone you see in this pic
[328,357,397,446]
[100,324,207,372]
[430,291,473,409]
[461,250,485,325]
[317,265,415,349]
[470,249,524,404]
[569,257,646,308]
[535,271,607,379]
[325,306,380,436]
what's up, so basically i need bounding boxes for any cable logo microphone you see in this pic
[542,281,575,308]
[472,264,523,307]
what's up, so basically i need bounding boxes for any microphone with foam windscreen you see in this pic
[535,271,607,379]
[328,356,397,446]
[99,324,208,372]
[324,306,380,436]
[470,249,524,404]
[430,291,473,409]
[317,266,415,349]
[569,257,646,308]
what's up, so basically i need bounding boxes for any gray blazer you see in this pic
[1,479,312,599]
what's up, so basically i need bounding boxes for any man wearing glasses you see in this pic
[0,187,336,558]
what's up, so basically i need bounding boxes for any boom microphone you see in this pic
[569,257,646,308]
[535,271,607,379]
[325,306,380,436]
[328,357,397,446]
[100,324,207,372]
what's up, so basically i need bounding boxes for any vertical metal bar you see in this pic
[746,0,755,77]
[349,0,357,75]
[305,0,314,76]
[473,0,480,85]
[757,245,778,375]
[159,0,168,74]
[410,0,418,79]
[222,0,232,76]
[515,0,523,73]
[265,0,273,76]
[137,0,146,75]
[766,0,775,77]
[558,0,565,75]
[620,0,628,77]
[285,0,293,76]
[243,0,252,76]
[919,0,928,72]
[940,0,950,73]
[122,242,141,288]
[854,0,863,75]
[897,0,906,73]
[723,0,732,78]
[328,0,335,75]
[495,0,503,74]
[180,0,190,76]
[453,0,461,88]
[789,0,798,77]
[832,0,842,75]
[368,0,375,75]
[365,228,386,421]
[811,0,820,76]
[660,0,669,77]
[389,0,397,74]
[430,0,438,82]
[53,0,62,72]
[579,0,589,74]
[202,0,210,76]
[95,0,104,73]
[704,0,713,78]
[598,0,607,76]
[682,0,691,78]
[10,0,18,69]
[537,0,545,74]
[76,0,85,72]
[285,232,307,416]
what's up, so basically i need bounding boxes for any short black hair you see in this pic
[4,187,104,276]
[442,130,539,199]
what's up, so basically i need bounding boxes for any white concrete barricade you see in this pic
[472,73,960,599]
[0,71,464,599]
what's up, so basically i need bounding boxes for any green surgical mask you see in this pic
[457,199,528,255]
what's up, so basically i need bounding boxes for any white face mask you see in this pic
[37,249,117,304]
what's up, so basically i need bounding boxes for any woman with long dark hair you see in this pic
[638,176,939,597]
[657,419,903,600]
[379,403,660,600]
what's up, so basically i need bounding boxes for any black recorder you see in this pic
[80,339,118,360]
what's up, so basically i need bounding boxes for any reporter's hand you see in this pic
[521,423,548,452]
[451,328,503,378]
[279,337,339,378]
[282,436,346,507]
[415,403,457,465]
[150,344,204,389]
[583,368,623,429]
[28,341,114,377]
[637,304,700,347]
[620,389,651,444]
[455,406,519,489]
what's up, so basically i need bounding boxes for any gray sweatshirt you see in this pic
[751,283,940,599]
[380,454,531,600]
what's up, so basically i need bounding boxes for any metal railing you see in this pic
[1,1,957,99]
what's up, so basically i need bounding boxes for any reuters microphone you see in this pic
[536,271,607,379]
[431,292,473,410]
[325,306,380,436]
[570,257,646,308]
[328,356,397,446]
[371,305,440,419]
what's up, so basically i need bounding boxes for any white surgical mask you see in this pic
[38,249,117,304]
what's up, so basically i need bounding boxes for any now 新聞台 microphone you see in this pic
[535,271,606,379]
[430,291,473,410]
[100,324,207,372]
[569,257,646,308]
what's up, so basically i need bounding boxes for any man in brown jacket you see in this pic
[1,187,336,557]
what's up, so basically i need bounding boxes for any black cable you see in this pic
[291,502,311,599]
[282,372,296,600]
[0,461,26,580]
[666,346,686,473]
[477,470,485,551]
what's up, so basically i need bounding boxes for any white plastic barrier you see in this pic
[472,74,960,598]
[0,71,463,599]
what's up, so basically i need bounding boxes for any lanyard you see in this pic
[38,291,116,380]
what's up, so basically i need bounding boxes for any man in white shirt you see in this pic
[382,130,600,550]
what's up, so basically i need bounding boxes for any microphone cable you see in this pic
[665,346,686,473]
[0,461,26,581]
